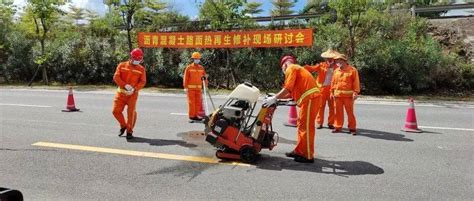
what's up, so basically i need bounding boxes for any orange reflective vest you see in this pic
[284,64,321,106]
[331,65,360,97]
[183,63,206,90]
[304,62,336,88]
[113,61,147,94]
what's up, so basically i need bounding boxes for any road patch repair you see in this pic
[31,141,251,167]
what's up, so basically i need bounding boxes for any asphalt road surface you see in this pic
[1,88,473,200]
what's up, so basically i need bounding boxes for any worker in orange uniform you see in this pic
[330,53,360,135]
[112,48,147,140]
[263,55,321,163]
[183,52,207,121]
[304,49,339,130]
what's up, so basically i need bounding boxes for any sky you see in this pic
[12,0,308,18]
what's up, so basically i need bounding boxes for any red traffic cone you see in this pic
[197,96,206,118]
[284,105,298,127]
[402,98,422,133]
[62,87,80,112]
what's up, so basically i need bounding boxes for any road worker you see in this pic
[330,53,360,135]
[263,55,321,163]
[183,52,207,121]
[304,49,339,129]
[112,48,147,140]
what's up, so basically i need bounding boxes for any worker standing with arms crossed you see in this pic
[183,52,208,122]
[263,55,321,163]
[331,53,360,135]
[304,49,339,129]
[112,48,147,140]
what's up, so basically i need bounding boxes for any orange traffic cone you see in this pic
[62,87,80,112]
[402,98,422,133]
[284,105,297,127]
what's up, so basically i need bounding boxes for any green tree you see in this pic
[0,1,16,60]
[105,0,167,52]
[0,1,16,82]
[68,4,85,25]
[133,0,168,29]
[329,0,383,57]
[199,0,263,88]
[200,0,257,30]
[271,0,296,16]
[25,0,65,85]
[243,2,263,17]
[85,9,99,22]
[302,0,325,13]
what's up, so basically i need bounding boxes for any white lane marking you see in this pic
[356,101,474,109]
[419,126,474,132]
[0,103,52,108]
[170,113,188,116]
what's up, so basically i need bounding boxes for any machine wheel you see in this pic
[216,150,224,159]
[239,146,257,163]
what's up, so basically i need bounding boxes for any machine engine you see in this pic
[205,83,280,163]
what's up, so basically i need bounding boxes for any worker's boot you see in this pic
[126,132,134,140]
[316,124,323,129]
[285,151,298,158]
[294,155,314,163]
[328,124,335,129]
[118,127,126,137]
[350,129,357,136]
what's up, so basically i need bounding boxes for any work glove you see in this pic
[124,90,134,96]
[262,96,277,107]
[184,88,187,93]
[124,84,133,91]
[353,92,359,101]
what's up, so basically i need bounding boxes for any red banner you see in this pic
[138,29,313,48]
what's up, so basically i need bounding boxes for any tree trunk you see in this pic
[126,10,133,52]
[42,65,48,85]
[127,27,132,52]
[40,38,48,85]
[348,19,355,58]
[226,49,232,89]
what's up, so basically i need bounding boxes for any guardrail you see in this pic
[251,3,474,21]
[124,3,474,31]
[252,13,324,22]
[412,3,474,14]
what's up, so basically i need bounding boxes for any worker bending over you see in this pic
[263,55,321,163]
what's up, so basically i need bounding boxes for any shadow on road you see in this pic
[126,137,198,148]
[255,155,384,176]
[278,136,297,145]
[355,128,414,142]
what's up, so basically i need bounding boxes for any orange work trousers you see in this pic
[317,86,335,126]
[294,98,320,160]
[334,97,356,130]
[187,89,203,118]
[112,93,138,133]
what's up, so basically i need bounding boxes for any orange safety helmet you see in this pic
[130,48,144,61]
[280,55,296,66]
[191,52,201,59]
